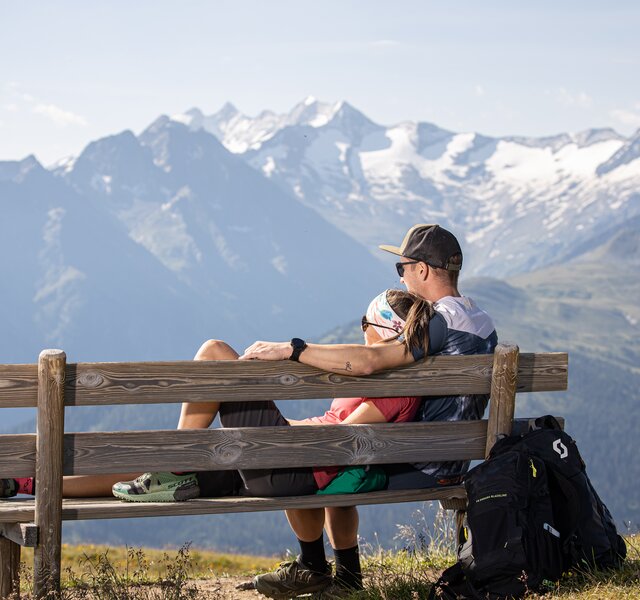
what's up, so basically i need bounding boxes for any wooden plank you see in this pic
[0,487,467,523]
[0,436,36,478]
[0,523,38,548]
[0,364,38,408]
[0,417,563,478]
[34,350,66,600]
[0,536,20,599]
[485,344,519,457]
[0,353,568,408]
[60,421,488,475]
[63,353,567,406]
[516,353,567,392]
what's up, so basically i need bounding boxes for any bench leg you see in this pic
[0,537,20,599]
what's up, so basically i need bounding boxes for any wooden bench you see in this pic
[0,343,568,598]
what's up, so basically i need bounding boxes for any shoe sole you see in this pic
[112,486,200,503]
[253,576,331,600]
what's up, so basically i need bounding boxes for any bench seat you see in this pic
[0,487,465,523]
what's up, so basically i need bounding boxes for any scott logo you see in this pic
[553,439,568,459]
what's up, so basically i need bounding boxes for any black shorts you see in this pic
[196,401,318,498]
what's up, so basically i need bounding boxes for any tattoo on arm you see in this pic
[345,361,353,372]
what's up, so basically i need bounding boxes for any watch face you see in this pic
[291,338,305,349]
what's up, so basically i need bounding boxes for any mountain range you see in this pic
[1,98,638,552]
[173,97,640,277]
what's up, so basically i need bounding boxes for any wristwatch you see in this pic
[289,338,307,362]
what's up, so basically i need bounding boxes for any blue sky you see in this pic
[1,0,639,163]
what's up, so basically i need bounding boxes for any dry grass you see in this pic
[354,507,640,600]
[18,543,275,582]
[9,512,639,600]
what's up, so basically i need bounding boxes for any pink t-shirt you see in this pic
[299,396,421,489]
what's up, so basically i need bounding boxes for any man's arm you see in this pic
[239,340,415,375]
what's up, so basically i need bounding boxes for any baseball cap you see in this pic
[379,224,463,271]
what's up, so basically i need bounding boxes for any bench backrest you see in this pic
[0,345,568,478]
[0,343,567,599]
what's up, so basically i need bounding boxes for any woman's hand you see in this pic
[239,341,291,361]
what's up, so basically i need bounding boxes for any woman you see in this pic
[0,289,431,501]
[112,288,432,501]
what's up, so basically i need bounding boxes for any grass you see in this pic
[10,508,640,599]
[354,506,640,599]
[19,543,275,581]
[355,535,640,600]
[15,543,276,599]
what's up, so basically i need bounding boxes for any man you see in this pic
[245,224,497,598]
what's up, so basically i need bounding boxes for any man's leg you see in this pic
[325,506,363,591]
[254,508,332,599]
[286,508,328,571]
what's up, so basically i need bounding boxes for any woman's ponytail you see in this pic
[386,290,434,357]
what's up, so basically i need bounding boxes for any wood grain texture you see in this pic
[0,364,38,408]
[0,435,36,478]
[485,344,519,457]
[440,498,467,511]
[516,353,567,392]
[61,421,488,475]
[0,353,568,408]
[63,353,567,406]
[0,487,467,523]
[0,523,38,548]
[0,417,562,479]
[34,350,66,600]
[0,536,20,599]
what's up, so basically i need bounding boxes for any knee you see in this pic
[195,339,238,361]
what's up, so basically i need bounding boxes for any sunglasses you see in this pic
[361,315,399,333]
[395,260,421,277]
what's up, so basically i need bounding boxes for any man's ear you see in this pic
[417,262,429,281]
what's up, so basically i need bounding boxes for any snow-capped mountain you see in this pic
[1,114,398,362]
[173,99,640,277]
[4,99,638,360]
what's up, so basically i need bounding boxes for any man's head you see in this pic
[379,224,463,299]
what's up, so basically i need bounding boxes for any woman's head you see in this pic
[362,289,434,354]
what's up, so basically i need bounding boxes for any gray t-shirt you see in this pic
[411,296,498,477]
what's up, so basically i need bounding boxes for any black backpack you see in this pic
[430,416,626,600]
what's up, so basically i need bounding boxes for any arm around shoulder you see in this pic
[298,340,414,376]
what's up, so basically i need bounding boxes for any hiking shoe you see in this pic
[0,479,18,498]
[254,559,332,599]
[112,472,200,502]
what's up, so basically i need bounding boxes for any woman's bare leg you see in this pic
[62,473,141,497]
[177,339,239,429]
[57,339,239,498]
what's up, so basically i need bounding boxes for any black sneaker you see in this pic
[254,559,332,599]
[0,479,18,498]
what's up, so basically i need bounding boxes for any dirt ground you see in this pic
[190,576,267,600]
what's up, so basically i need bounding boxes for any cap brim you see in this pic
[378,244,404,257]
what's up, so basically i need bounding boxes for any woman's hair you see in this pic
[386,289,434,356]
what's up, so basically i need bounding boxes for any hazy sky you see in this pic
[1,1,639,164]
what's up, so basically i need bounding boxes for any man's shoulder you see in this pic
[433,295,495,338]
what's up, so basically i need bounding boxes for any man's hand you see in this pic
[239,341,291,361]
